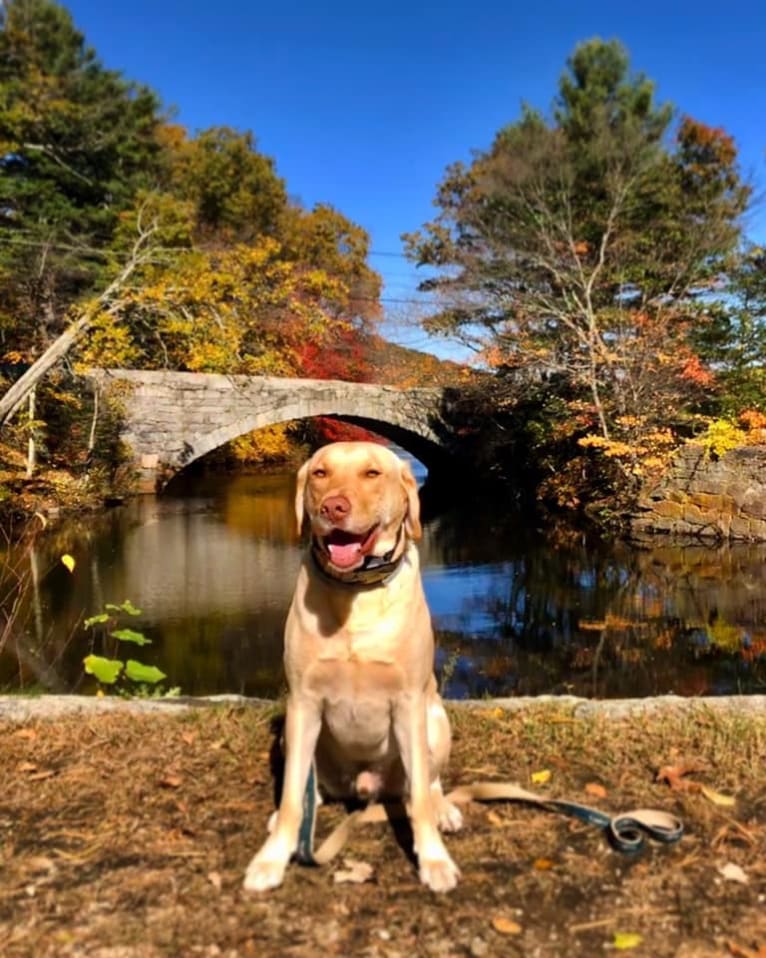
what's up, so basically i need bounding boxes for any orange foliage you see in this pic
[739,409,766,432]
[680,354,715,387]
[677,116,737,169]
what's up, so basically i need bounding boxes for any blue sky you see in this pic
[66,0,766,355]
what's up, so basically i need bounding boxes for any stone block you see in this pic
[652,499,686,519]
[741,492,766,520]
[689,492,725,512]
[729,515,753,539]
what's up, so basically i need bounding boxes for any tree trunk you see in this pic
[25,387,36,478]
[0,223,156,428]
[0,312,93,426]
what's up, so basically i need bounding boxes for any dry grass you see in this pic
[1,702,765,958]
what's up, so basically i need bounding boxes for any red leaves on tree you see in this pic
[296,328,372,383]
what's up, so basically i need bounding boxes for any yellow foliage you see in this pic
[578,435,634,458]
[577,421,680,484]
[75,313,141,369]
[74,238,353,379]
[230,423,294,464]
[695,418,747,459]
[706,616,743,654]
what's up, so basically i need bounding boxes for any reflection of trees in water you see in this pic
[1,486,297,695]
[428,506,766,698]
[5,474,766,698]
[0,530,77,692]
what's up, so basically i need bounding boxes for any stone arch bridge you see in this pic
[86,369,454,492]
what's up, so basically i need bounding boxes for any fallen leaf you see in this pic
[181,731,198,747]
[700,784,736,807]
[656,761,706,792]
[18,761,37,773]
[480,707,505,720]
[726,942,766,958]
[531,769,551,785]
[333,859,374,884]
[491,916,522,935]
[60,554,76,573]
[13,728,37,740]
[486,810,504,827]
[158,774,183,789]
[718,862,749,884]
[533,858,555,871]
[584,782,608,799]
[613,931,643,950]
[207,870,222,891]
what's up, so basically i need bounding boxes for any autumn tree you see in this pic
[155,128,383,384]
[160,126,288,246]
[694,244,766,414]
[0,1,387,482]
[0,0,162,357]
[404,39,750,503]
[73,239,354,376]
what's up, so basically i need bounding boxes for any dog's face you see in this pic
[295,442,422,573]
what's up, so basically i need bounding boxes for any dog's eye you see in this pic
[365,469,381,478]
[312,468,327,478]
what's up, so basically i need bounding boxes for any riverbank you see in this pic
[2,696,764,957]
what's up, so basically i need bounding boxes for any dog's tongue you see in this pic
[325,529,367,569]
[327,541,363,568]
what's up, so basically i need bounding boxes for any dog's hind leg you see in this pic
[431,778,463,832]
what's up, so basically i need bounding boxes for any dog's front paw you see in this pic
[243,855,288,893]
[436,800,463,833]
[419,855,460,893]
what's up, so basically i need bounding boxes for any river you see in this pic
[2,459,766,699]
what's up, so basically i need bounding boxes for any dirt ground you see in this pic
[1,700,765,958]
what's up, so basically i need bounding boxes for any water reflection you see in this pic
[2,468,766,699]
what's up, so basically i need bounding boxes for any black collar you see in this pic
[310,524,407,588]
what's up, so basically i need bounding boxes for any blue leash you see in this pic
[292,768,683,866]
[515,794,684,853]
[295,762,320,866]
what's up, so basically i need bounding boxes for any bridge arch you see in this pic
[86,370,451,492]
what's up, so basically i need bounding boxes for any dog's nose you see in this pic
[320,495,351,522]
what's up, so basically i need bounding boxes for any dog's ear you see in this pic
[400,460,422,541]
[294,459,310,537]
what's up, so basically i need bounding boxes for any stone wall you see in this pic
[632,443,766,540]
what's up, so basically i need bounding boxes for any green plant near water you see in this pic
[83,599,174,695]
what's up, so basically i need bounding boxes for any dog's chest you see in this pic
[307,581,417,661]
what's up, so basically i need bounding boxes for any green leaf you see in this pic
[84,612,110,628]
[124,660,167,684]
[61,554,76,573]
[110,628,152,646]
[83,655,124,685]
[106,600,143,616]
